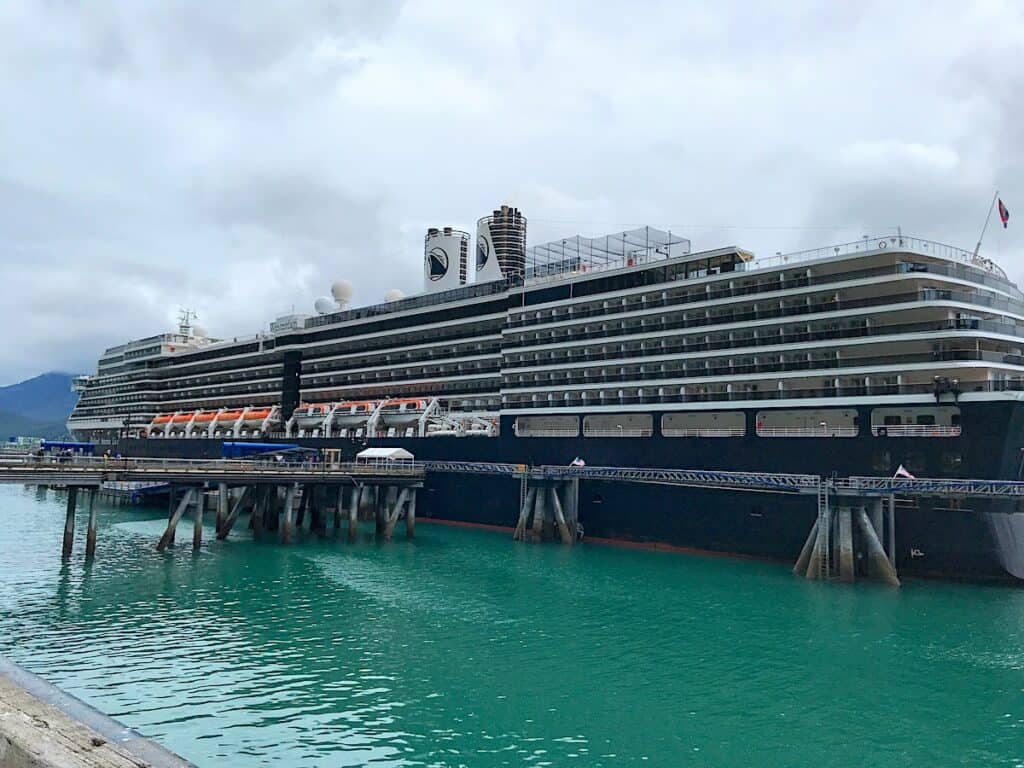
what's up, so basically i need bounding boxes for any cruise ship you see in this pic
[69,205,1024,582]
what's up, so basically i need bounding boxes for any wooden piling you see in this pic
[215,483,228,535]
[855,507,900,587]
[252,486,265,538]
[549,486,574,545]
[157,488,195,551]
[383,488,409,542]
[84,490,98,560]
[62,487,78,559]
[334,486,345,534]
[837,507,855,583]
[406,488,416,539]
[192,487,204,551]
[349,486,361,542]
[217,486,251,539]
[296,485,309,528]
[281,484,297,544]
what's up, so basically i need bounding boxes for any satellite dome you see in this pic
[331,280,354,303]
[192,325,207,338]
[314,297,337,314]
[384,288,405,302]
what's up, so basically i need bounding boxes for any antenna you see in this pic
[973,190,999,257]
[177,308,197,336]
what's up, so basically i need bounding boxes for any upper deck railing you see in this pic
[751,234,1007,279]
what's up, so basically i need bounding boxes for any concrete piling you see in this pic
[84,490,98,560]
[513,487,536,541]
[886,493,896,566]
[61,487,78,560]
[856,507,900,587]
[793,519,819,576]
[837,508,855,583]
[549,487,573,545]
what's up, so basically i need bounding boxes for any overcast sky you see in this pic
[2,0,1021,385]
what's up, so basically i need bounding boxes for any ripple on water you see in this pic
[2,485,1024,766]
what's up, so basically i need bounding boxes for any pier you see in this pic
[5,456,1024,587]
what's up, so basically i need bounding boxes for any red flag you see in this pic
[998,198,1010,228]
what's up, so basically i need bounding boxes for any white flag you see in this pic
[570,457,586,467]
[894,464,916,479]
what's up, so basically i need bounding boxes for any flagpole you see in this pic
[973,190,1000,257]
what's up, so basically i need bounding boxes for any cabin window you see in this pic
[583,414,653,438]
[755,409,858,437]
[514,415,579,438]
[871,407,960,436]
[663,411,745,437]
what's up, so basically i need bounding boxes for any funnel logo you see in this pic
[477,235,490,270]
[428,247,449,281]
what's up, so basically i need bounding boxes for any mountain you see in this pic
[0,410,68,441]
[0,372,79,440]
[0,372,79,423]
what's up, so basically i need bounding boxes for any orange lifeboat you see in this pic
[215,409,245,422]
[171,413,195,424]
[240,408,274,423]
[378,398,429,426]
[193,411,218,424]
[152,414,174,425]
[334,400,379,426]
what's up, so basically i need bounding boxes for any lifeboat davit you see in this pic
[378,398,429,427]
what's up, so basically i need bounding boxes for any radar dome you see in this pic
[331,280,354,303]
[384,288,405,302]
[314,297,337,314]
[192,325,207,338]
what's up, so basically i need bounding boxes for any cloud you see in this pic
[1,0,1023,384]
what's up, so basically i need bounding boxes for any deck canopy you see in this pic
[356,447,414,461]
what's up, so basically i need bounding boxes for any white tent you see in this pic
[356,447,414,462]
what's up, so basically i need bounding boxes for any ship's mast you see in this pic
[178,308,197,337]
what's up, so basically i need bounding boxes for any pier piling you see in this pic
[157,488,195,551]
[215,483,228,535]
[281,484,297,544]
[837,508,855,583]
[84,490,97,560]
[193,486,204,551]
[61,487,78,560]
[855,508,900,587]
[549,486,573,545]
[406,488,416,539]
[349,486,360,542]
[217,486,250,539]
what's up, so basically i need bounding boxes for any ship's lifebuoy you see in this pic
[878,240,887,249]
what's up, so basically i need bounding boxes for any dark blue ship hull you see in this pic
[122,400,1024,583]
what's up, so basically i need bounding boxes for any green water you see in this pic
[0,485,1022,767]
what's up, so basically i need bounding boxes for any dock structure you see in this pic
[7,457,1024,587]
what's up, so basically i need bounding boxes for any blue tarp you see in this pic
[41,440,95,454]
[221,441,301,459]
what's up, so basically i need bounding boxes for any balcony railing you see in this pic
[871,425,961,437]
[662,428,746,437]
[755,426,859,438]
